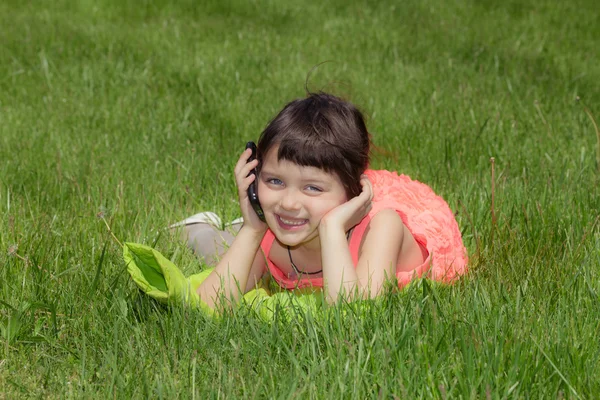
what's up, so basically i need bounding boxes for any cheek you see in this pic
[257,182,275,207]
[311,198,344,217]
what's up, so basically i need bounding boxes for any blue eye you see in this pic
[267,178,283,186]
[306,185,323,192]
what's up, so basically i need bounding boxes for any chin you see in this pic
[275,230,318,248]
[273,231,305,246]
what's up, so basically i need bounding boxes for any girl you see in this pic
[175,92,467,307]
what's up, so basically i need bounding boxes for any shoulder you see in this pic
[359,209,406,253]
[366,209,405,237]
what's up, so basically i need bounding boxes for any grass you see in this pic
[1,0,599,397]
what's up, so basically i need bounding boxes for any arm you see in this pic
[320,209,404,301]
[196,148,268,307]
[317,175,369,302]
[196,226,266,307]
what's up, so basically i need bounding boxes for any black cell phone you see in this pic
[245,141,266,222]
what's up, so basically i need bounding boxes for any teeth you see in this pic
[279,216,306,226]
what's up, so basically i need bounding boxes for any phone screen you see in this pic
[245,142,266,222]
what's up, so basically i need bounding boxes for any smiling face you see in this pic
[257,146,348,249]
[256,93,371,200]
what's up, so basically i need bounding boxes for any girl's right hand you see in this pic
[233,148,268,234]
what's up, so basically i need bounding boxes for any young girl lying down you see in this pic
[174,92,467,307]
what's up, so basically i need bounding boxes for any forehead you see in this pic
[261,146,341,183]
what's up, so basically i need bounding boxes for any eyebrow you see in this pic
[260,169,330,185]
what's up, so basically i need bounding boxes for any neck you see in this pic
[287,233,322,255]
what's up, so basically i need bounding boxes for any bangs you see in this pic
[275,134,342,173]
[273,129,357,196]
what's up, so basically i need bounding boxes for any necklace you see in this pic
[287,246,322,276]
[286,230,351,276]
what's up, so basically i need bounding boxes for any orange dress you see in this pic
[260,169,468,290]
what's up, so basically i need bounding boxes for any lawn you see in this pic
[1,0,599,398]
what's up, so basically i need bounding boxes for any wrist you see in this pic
[318,217,345,237]
[239,223,268,240]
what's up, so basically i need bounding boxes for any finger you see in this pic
[238,172,257,191]
[348,192,371,217]
[235,158,259,178]
[357,178,372,202]
[361,175,374,202]
[234,148,254,174]
[243,159,260,176]
[233,150,252,175]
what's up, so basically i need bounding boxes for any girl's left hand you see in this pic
[319,175,373,233]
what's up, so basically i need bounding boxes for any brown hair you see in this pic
[257,92,370,198]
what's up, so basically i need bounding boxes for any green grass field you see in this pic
[1,0,599,397]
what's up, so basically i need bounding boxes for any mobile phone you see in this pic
[245,141,266,222]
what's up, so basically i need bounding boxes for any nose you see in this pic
[280,188,301,211]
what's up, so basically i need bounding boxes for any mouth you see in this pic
[275,214,308,230]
